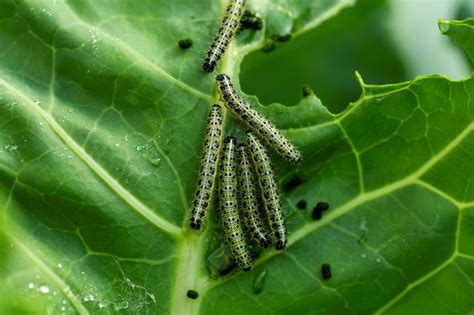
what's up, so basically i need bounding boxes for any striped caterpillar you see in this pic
[245,131,287,250]
[203,0,246,72]
[237,143,272,248]
[216,73,301,164]
[219,136,252,271]
[190,104,223,230]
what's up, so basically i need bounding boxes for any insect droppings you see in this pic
[302,84,312,97]
[240,10,263,31]
[312,202,330,221]
[321,264,331,280]
[186,290,199,299]
[296,199,307,209]
[178,38,193,49]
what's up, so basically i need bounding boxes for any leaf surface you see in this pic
[0,1,473,314]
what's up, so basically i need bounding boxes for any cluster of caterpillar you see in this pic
[188,0,301,272]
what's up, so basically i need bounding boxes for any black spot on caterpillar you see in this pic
[216,73,301,164]
[178,38,193,49]
[186,290,199,299]
[321,263,331,280]
[237,143,272,248]
[190,105,223,230]
[245,131,287,250]
[203,0,246,72]
[220,136,252,271]
[240,10,263,31]
[312,202,330,221]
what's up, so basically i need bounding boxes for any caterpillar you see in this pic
[216,73,301,164]
[219,136,252,271]
[190,104,223,230]
[245,131,287,250]
[237,143,272,248]
[203,0,246,72]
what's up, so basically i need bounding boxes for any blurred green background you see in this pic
[240,0,473,113]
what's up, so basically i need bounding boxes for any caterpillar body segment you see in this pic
[203,0,246,72]
[190,104,223,230]
[245,132,287,250]
[237,144,272,248]
[220,136,252,271]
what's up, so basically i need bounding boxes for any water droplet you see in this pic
[376,258,381,263]
[28,283,35,289]
[57,263,63,268]
[115,143,120,147]
[438,20,450,34]
[39,284,50,294]
[81,271,85,275]
[116,300,129,310]
[359,218,368,231]
[5,144,18,152]
[60,306,66,311]
[361,253,367,259]
[252,269,267,295]
[83,294,95,302]
[98,301,109,309]
[62,299,67,305]
[149,158,161,167]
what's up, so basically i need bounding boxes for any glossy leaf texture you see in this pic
[0,1,473,314]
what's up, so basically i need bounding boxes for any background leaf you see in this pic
[0,1,473,314]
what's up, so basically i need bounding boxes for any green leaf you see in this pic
[241,0,409,114]
[0,1,473,314]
